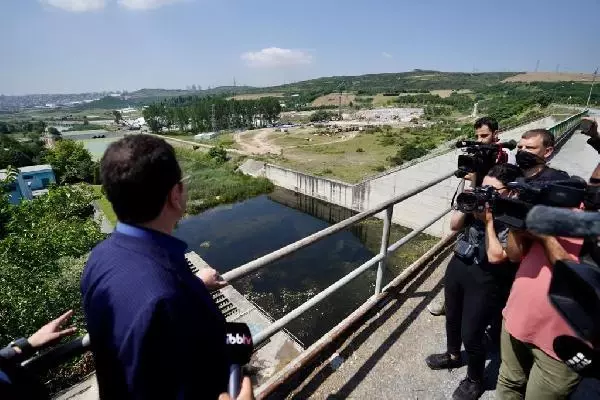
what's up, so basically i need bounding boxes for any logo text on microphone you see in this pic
[226,333,253,346]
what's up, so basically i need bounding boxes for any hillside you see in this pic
[503,72,597,83]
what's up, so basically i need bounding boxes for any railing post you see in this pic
[375,206,393,295]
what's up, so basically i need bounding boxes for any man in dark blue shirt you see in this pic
[81,135,231,399]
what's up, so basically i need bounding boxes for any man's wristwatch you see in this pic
[8,337,35,358]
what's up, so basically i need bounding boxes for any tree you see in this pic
[47,126,61,136]
[310,110,334,122]
[113,110,122,124]
[0,184,104,345]
[83,116,89,126]
[44,140,95,184]
[142,104,164,134]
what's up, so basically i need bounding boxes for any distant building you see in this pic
[1,169,32,204]
[194,132,218,140]
[20,165,56,196]
[1,165,56,204]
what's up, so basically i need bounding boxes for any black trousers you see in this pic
[444,255,514,382]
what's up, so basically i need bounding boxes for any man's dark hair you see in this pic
[101,135,182,224]
[487,163,523,185]
[522,128,555,148]
[474,116,498,133]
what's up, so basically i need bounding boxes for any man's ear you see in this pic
[544,146,555,159]
[168,184,184,211]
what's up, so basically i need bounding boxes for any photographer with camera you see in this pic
[425,164,523,400]
[496,129,581,399]
[429,117,515,316]
[473,116,516,165]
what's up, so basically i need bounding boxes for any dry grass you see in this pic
[271,132,408,182]
[503,72,596,83]
[312,92,356,107]
[227,93,284,100]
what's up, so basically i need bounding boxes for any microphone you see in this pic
[553,335,600,378]
[526,205,600,237]
[225,322,253,399]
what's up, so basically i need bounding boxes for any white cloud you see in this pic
[382,52,393,59]
[118,0,184,10]
[241,47,313,68]
[42,0,105,12]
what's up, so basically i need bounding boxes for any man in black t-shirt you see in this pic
[515,128,569,183]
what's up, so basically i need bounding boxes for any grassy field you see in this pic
[92,185,117,226]
[227,93,284,100]
[164,132,238,148]
[267,130,413,182]
[176,148,274,213]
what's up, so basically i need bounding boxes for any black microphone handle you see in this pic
[228,364,242,399]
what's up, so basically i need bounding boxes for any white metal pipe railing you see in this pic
[222,170,457,283]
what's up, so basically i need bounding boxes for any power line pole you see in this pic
[229,77,236,130]
[586,67,598,108]
[211,103,217,132]
[535,59,540,72]
[338,83,343,120]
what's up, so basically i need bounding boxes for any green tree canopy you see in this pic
[44,140,95,184]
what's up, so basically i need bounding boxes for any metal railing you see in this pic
[21,111,589,383]
[551,110,589,151]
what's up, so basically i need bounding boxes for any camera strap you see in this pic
[451,180,465,209]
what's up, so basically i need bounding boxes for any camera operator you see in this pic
[498,127,581,399]
[425,164,523,400]
[474,116,516,165]
[429,116,514,317]
[515,128,569,182]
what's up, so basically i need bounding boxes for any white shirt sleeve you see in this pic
[502,148,516,165]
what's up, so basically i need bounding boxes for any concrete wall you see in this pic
[241,116,559,237]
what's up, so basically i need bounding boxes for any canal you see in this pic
[175,187,438,347]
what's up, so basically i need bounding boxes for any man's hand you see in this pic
[28,309,77,349]
[198,267,228,291]
[218,377,254,400]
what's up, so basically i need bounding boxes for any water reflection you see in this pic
[175,187,437,346]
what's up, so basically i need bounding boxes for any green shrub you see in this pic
[373,165,386,172]
[0,184,105,346]
[207,146,227,163]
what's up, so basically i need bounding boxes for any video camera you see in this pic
[491,179,587,229]
[455,186,497,213]
[454,139,517,186]
[525,206,600,378]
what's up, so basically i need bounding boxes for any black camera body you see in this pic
[454,140,516,186]
[492,180,587,229]
[455,186,498,213]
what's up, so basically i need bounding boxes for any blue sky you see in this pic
[1,0,599,94]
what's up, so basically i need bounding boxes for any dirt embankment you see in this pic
[503,72,596,83]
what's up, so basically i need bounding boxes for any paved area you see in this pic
[550,130,598,180]
[286,250,498,400]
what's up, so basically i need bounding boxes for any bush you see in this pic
[310,110,335,122]
[176,148,274,214]
[373,165,386,172]
[389,143,428,165]
[356,147,365,153]
[207,146,228,163]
